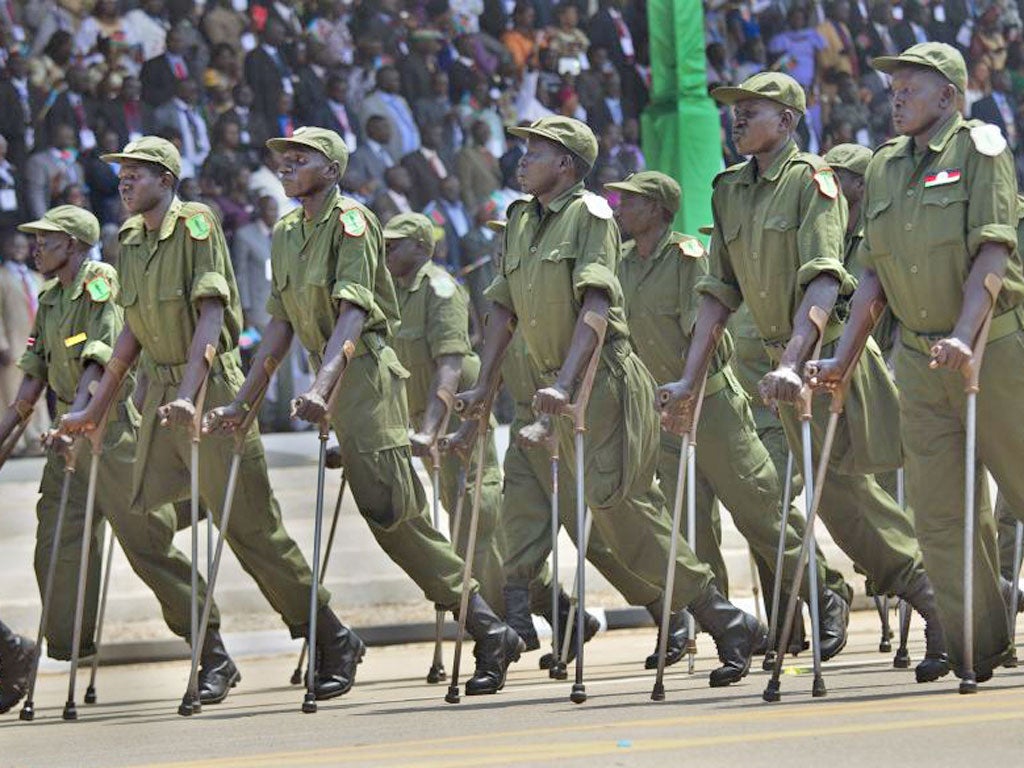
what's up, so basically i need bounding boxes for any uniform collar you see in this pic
[735,139,799,185]
[307,186,343,227]
[68,259,93,301]
[622,228,678,262]
[890,112,963,158]
[406,259,433,293]
[540,181,585,214]
[157,196,185,242]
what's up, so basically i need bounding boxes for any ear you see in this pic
[777,108,796,135]
[939,82,957,109]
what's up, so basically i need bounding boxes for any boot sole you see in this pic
[199,669,241,705]
[709,655,751,688]
[315,642,366,701]
[466,637,525,695]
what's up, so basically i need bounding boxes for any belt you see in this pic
[308,331,386,371]
[900,306,1024,356]
[762,322,845,365]
[144,349,241,385]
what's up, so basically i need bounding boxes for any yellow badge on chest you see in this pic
[812,169,839,199]
[64,332,87,348]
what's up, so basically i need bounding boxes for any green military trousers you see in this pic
[728,336,852,604]
[135,356,326,637]
[656,370,827,608]
[995,494,1020,581]
[544,351,714,612]
[330,349,476,613]
[433,413,505,614]
[36,402,217,659]
[894,330,1024,676]
[500,414,661,611]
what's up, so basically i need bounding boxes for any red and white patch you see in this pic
[924,169,961,188]
[25,336,35,348]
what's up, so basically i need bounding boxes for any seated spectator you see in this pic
[123,0,171,63]
[348,114,395,192]
[587,68,625,135]
[457,77,506,158]
[617,117,645,175]
[0,52,37,168]
[545,2,590,74]
[152,77,211,172]
[271,92,297,139]
[206,114,254,188]
[400,29,443,106]
[204,42,241,104]
[706,41,736,86]
[97,74,150,146]
[455,119,501,214]
[502,2,540,75]
[29,29,73,93]
[244,19,294,129]
[0,136,24,234]
[401,123,451,210]
[371,165,414,223]
[817,0,858,79]
[424,175,472,271]
[201,0,248,66]
[141,24,194,107]
[319,73,359,152]
[972,68,1019,150]
[768,5,826,92]
[83,127,123,225]
[291,37,327,126]
[972,3,1009,74]
[25,123,83,219]
[75,0,142,77]
[966,59,993,117]
[305,0,356,69]
[233,194,278,333]
[361,65,421,160]
[224,83,271,153]
[893,0,931,52]
[43,65,99,152]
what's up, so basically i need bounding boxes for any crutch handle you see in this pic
[798,306,830,421]
[561,311,608,433]
[429,389,457,470]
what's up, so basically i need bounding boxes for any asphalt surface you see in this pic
[4,611,1024,768]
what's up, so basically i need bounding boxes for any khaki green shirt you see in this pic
[618,230,731,385]
[117,197,243,366]
[860,113,1023,334]
[699,139,854,344]
[20,261,122,406]
[485,181,630,376]
[392,259,477,421]
[266,187,399,355]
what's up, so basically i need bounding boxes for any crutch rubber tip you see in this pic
[893,648,911,669]
[84,686,97,705]
[812,678,827,698]
[549,664,568,680]
[177,696,196,717]
[426,664,447,683]
[762,681,781,702]
[959,676,978,695]
[444,686,461,704]
[879,640,892,653]
[290,668,303,685]
[301,693,318,713]
[569,684,587,704]
[762,651,777,672]
[62,702,78,721]
[19,704,35,721]
[650,683,665,701]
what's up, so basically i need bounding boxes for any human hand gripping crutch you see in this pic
[443,364,505,705]
[177,352,276,716]
[18,437,82,722]
[300,340,354,715]
[942,273,1003,695]
[763,306,832,702]
[651,369,709,701]
[424,390,456,684]
[62,388,116,721]
[763,449,796,671]
[290,471,348,686]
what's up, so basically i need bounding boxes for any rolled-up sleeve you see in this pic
[17,312,46,381]
[570,211,623,306]
[795,174,855,297]
[966,145,1018,258]
[189,224,232,304]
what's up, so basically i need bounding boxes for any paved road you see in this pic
[4,611,1024,768]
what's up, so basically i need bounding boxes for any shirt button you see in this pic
[751,251,759,260]
[919,310,928,319]
[759,290,767,298]
[530,246,537,254]
[904,223,913,231]
[530,319,537,327]
[770,325,778,333]
[526,283,532,290]
[910,265,918,274]
[906,189,914,197]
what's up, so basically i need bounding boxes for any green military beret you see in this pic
[383,212,436,253]
[507,116,598,167]
[267,126,350,174]
[101,135,182,178]
[712,71,807,115]
[823,143,873,176]
[19,205,101,246]
[604,170,681,215]
[872,42,968,94]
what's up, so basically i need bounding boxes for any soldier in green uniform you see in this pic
[608,171,848,659]
[204,128,523,696]
[381,212,506,614]
[58,138,350,704]
[0,619,33,714]
[659,73,948,683]
[461,115,762,687]
[807,43,1024,683]
[0,206,218,679]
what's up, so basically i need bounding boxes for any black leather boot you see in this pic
[0,621,34,714]
[503,585,538,651]
[900,574,950,683]
[538,590,600,669]
[314,606,365,701]
[688,583,762,687]
[818,588,850,662]
[197,628,240,705]
[464,593,525,695]
[644,600,689,670]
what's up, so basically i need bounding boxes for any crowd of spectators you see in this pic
[0,0,651,433]
[706,0,1024,182]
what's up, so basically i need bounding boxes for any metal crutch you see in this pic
[893,468,912,669]
[956,273,1003,695]
[651,371,709,701]
[85,524,116,704]
[20,439,82,722]
[1007,521,1023,667]
[763,451,795,671]
[425,391,456,684]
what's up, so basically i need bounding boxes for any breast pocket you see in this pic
[865,195,895,259]
[921,184,969,248]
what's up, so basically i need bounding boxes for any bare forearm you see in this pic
[780,274,840,370]
[310,302,366,401]
[474,302,516,393]
[235,317,293,405]
[419,354,462,442]
[679,295,732,386]
[554,288,610,393]
[176,298,224,402]
[952,243,1010,347]
[89,327,141,418]
[70,362,104,413]
[0,375,45,440]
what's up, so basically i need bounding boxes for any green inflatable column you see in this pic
[641,0,722,236]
